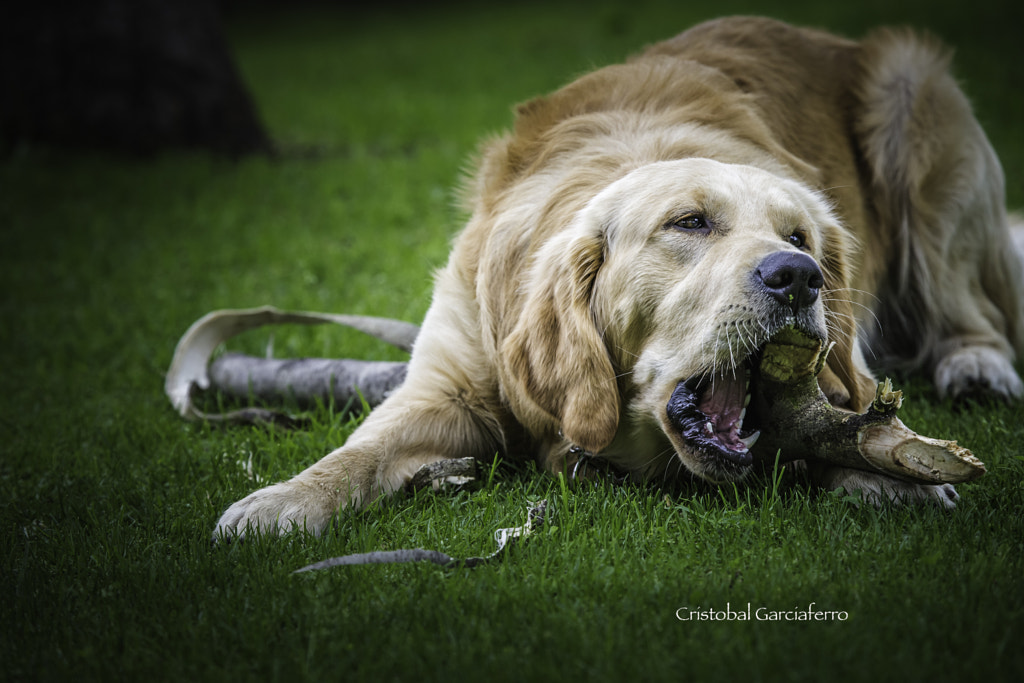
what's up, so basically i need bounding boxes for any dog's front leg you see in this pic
[806,463,960,509]
[212,376,502,540]
[212,454,368,541]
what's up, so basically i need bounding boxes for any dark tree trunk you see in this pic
[2,0,271,156]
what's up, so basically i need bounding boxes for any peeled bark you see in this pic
[292,498,548,572]
[404,457,480,492]
[750,327,985,484]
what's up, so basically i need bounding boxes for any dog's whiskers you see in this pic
[612,344,640,360]
[698,316,773,385]
[634,445,680,483]
[827,286,881,305]
[727,332,738,378]
[824,289,882,329]
[660,450,685,483]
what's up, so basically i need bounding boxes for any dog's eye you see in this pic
[667,213,710,234]
[787,231,807,249]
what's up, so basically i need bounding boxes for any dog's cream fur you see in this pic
[215,17,1023,538]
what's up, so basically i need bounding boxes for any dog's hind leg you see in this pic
[854,29,1024,401]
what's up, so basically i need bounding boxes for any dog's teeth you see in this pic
[739,430,761,449]
[737,407,747,429]
[704,421,714,435]
[743,392,751,407]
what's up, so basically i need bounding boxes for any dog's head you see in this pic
[501,158,876,482]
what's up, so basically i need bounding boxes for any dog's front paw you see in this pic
[213,480,338,541]
[858,480,960,509]
[812,466,959,509]
[934,345,1023,403]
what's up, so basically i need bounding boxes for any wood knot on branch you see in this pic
[871,378,904,414]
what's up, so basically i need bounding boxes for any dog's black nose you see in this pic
[755,251,824,313]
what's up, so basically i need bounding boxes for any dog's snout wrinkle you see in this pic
[754,251,823,314]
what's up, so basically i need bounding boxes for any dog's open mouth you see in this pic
[665,325,828,474]
[666,365,762,468]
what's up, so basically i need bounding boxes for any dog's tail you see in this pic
[853,28,1024,366]
[1010,212,1024,268]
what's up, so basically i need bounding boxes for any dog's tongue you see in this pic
[666,371,757,465]
[698,373,747,440]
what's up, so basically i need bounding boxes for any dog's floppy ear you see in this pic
[500,229,620,454]
[818,226,877,411]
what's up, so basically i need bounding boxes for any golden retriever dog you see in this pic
[215,17,1024,538]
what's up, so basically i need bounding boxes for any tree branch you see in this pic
[208,353,407,411]
[751,327,985,484]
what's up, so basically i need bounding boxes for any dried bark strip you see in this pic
[292,497,549,573]
[404,457,481,492]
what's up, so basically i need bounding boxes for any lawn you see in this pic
[3,1,1023,681]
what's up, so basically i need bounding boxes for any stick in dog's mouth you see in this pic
[667,324,987,485]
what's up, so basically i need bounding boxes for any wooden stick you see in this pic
[751,327,985,484]
[208,353,407,410]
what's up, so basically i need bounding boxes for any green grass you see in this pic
[3,1,1024,681]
